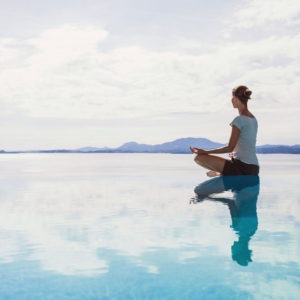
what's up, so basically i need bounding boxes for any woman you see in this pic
[190,85,259,176]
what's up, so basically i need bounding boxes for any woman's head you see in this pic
[232,85,252,108]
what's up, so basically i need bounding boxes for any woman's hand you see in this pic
[189,146,208,154]
[190,146,198,153]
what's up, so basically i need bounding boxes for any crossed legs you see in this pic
[194,153,227,176]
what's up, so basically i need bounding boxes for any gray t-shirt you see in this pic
[230,115,259,166]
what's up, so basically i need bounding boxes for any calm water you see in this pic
[0,153,299,300]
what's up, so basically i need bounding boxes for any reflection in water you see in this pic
[191,175,260,266]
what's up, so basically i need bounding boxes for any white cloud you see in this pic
[0,23,299,123]
[225,0,300,30]
[0,38,21,64]
[0,0,300,147]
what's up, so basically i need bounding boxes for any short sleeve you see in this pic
[230,116,243,131]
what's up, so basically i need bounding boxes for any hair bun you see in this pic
[232,85,252,102]
[244,88,252,98]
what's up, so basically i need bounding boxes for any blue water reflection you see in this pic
[192,175,259,266]
[0,154,299,299]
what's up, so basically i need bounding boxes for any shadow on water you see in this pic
[191,175,260,266]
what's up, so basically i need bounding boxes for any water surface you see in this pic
[0,153,299,299]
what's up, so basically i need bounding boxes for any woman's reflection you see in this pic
[191,175,260,266]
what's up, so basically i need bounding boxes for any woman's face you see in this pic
[232,95,239,108]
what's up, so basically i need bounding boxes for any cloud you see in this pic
[225,0,300,30]
[0,0,299,148]
[27,24,109,65]
[0,0,300,149]
[0,22,299,123]
[0,38,21,64]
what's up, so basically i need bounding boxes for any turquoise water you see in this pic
[0,153,299,300]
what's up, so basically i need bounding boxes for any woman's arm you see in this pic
[205,145,233,154]
[191,126,240,154]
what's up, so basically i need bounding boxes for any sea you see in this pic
[0,153,299,300]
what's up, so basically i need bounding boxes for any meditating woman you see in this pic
[190,85,259,176]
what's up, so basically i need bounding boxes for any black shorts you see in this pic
[222,157,259,176]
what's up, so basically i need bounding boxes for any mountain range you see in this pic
[1,138,300,154]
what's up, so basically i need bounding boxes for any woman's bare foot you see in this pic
[206,170,221,177]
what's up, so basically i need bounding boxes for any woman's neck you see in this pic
[238,108,249,116]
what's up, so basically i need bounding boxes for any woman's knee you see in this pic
[194,153,207,162]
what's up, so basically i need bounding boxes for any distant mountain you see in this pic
[115,141,155,152]
[256,144,300,154]
[112,138,225,153]
[75,146,111,152]
[2,138,300,154]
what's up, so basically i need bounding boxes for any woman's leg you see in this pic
[194,153,227,174]
[207,170,221,177]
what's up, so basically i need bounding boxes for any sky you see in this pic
[0,0,299,150]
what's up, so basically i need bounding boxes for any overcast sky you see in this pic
[0,0,299,150]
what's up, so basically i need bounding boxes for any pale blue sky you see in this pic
[0,0,299,150]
